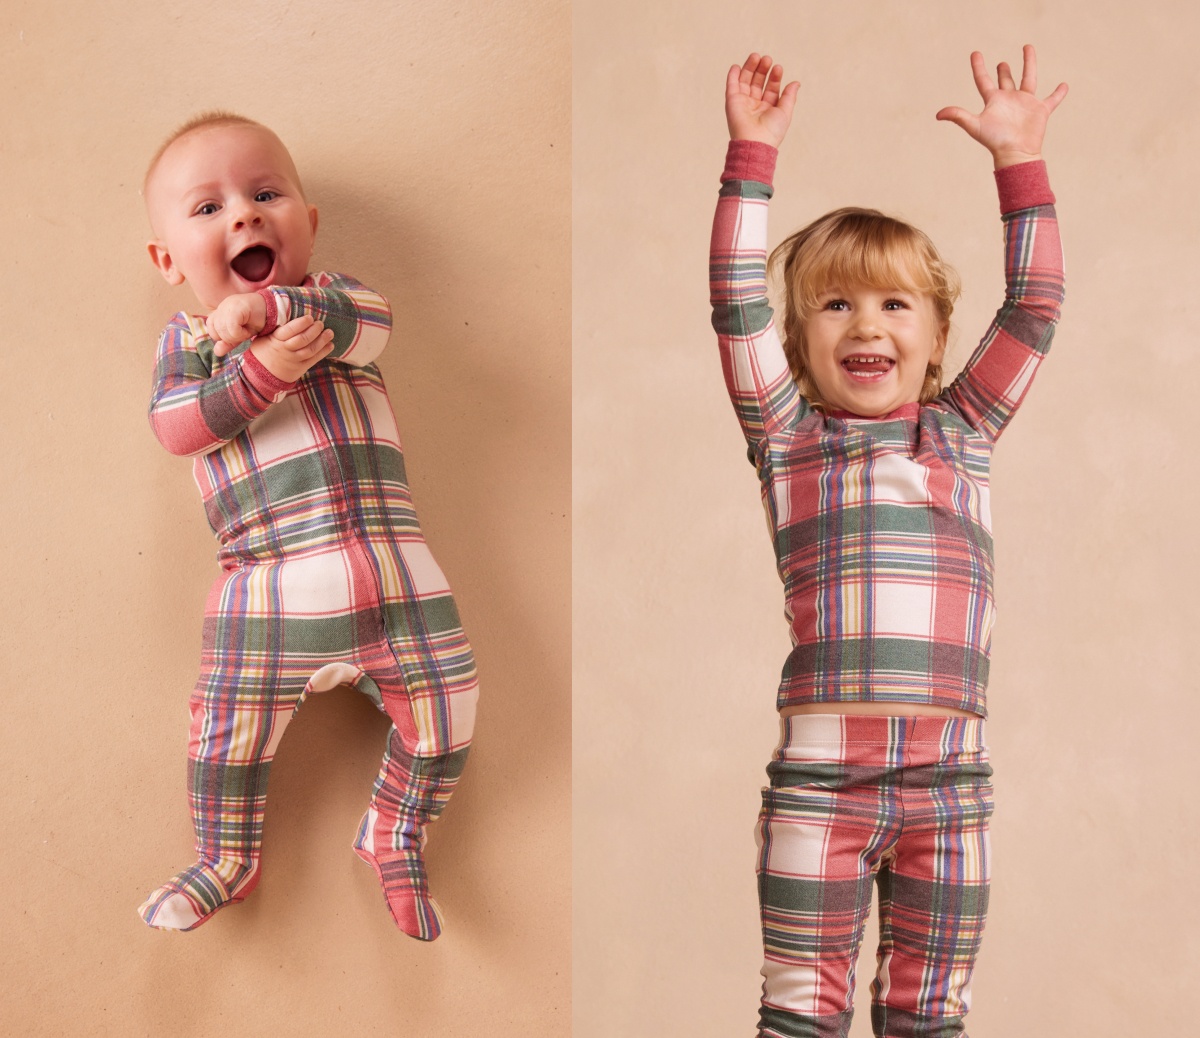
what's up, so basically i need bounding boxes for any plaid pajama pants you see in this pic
[139,536,478,939]
[756,714,993,1038]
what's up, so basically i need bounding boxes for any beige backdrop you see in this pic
[0,1,569,1035]
[574,1,1197,1035]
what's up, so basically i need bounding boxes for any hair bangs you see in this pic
[793,219,944,321]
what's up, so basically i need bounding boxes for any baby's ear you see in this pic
[147,240,185,286]
[307,204,319,250]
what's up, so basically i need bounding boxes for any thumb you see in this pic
[778,80,801,119]
[935,106,980,138]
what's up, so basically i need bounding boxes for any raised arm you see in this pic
[936,162,1063,440]
[711,54,805,447]
[935,46,1067,439]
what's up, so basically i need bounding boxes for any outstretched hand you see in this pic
[937,45,1067,168]
[725,53,800,148]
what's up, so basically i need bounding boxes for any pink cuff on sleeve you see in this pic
[994,160,1055,214]
[241,347,295,395]
[257,288,280,335]
[721,140,778,186]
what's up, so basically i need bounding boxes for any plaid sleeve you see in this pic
[710,140,805,447]
[936,160,1064,441]
[148,312,292,457]
[259,271,392,367]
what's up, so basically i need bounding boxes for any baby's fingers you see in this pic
[273,319,327,351]
[273,314,316,339]
[294,328,335,359]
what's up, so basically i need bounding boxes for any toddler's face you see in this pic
[145,124,317,309]
[802,282,946,417]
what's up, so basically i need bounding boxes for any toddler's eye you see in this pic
[195,202,220,216]
[824,299,849,311]
[255,191,277,203]
[883,298,908,310]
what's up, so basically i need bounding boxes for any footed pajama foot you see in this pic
[137,859,260,931]
[353,811,444,940]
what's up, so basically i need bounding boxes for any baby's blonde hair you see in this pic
[769,208,961,410]
[143,110,270,194]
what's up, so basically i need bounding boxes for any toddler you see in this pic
[139,113,478,939]
[710,49,1066,1035]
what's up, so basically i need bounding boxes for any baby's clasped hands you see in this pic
[205,291,335,382]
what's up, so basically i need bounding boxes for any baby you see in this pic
[139,113,478,938]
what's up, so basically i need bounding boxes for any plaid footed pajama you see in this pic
[140,273,478,938]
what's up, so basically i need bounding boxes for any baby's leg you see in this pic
[139,567,304,932]
[353,724,471,939]
[354,594,478,940]
[869,728,993,1038]
[138,678,296,930]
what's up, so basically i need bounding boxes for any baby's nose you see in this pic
[230,203,263,229]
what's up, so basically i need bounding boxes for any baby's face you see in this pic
[803,282,947,417]
[145,124,317,309]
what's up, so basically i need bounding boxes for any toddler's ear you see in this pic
[931,320,950,365]
[147,240,185,286]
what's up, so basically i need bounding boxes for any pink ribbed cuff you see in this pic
[257,288,280,335]
[722,139,778,185]
[241,347,295,395]
[994,160,1055,214]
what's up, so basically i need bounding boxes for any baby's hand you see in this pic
[207,293,269,357]
[936,45,1068,169]
[248,315,335,383]
[725,53,800,148]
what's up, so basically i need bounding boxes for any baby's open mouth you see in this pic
[231,245,275,283]
[842,355,895,378]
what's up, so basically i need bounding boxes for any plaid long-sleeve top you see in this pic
[710,140,1064,716]
[148,272,422,567]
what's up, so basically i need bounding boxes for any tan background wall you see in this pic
[0,1,569,1035]
[574,1,1197,1035]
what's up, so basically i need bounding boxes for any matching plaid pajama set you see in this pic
[141,272,478,939]
[710,140,1064,1036]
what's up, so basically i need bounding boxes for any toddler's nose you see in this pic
[850,316,882,339]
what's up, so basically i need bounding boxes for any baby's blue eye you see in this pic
[255,190,277,203]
